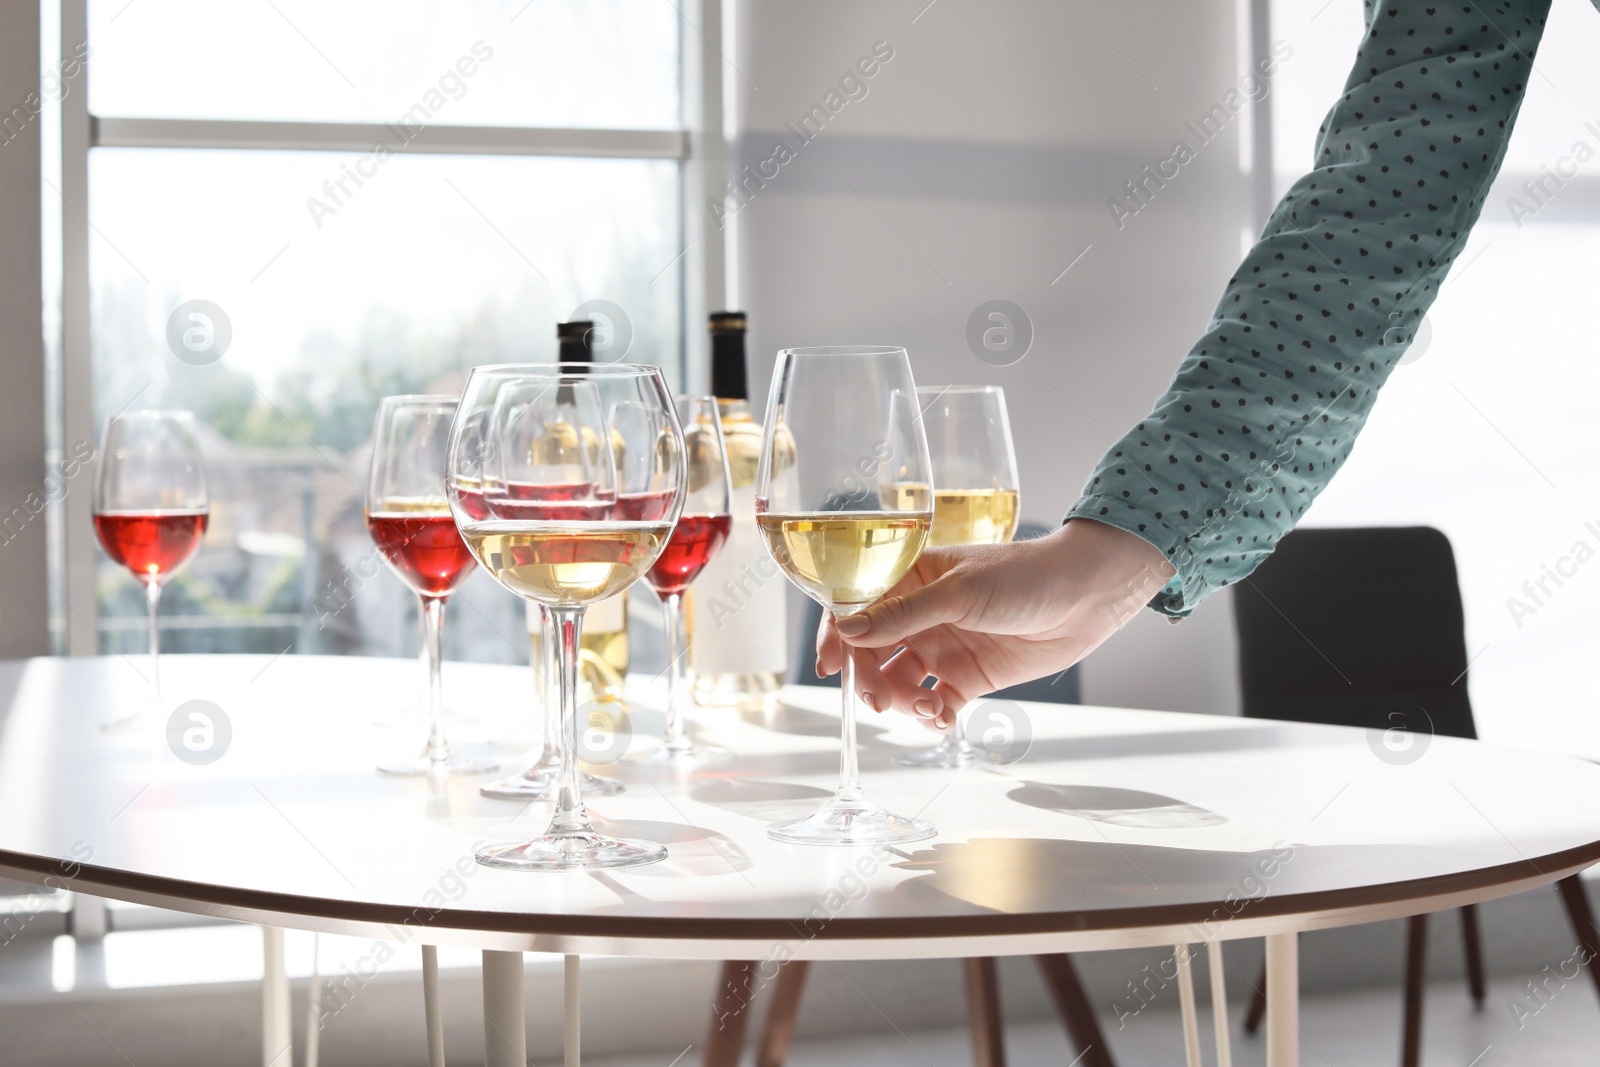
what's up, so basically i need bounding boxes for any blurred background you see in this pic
[5,0,1600,1063]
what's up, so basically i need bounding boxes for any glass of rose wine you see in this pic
[366,395,497,777]
[93,410,210,732]
[632,396,732,763]
[893,385,1020,768]
[755,346,936,845]
[450,364,685,871]
[478,378,624,800]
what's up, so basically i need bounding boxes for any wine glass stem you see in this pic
[662,593,690,752]
[549,606,592,836]
[420,595,449,764]
[540,605,558,758]
[145,580,163,711]
[836,619,864,804]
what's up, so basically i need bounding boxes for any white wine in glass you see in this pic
[893,385,1021,769]
[756,346,936,845]
[450,364,685,872]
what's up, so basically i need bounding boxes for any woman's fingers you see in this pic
[856,645,943,722]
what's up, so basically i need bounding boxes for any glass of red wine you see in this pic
[449,363,685,872]
[366,395,497,777]
[93,410,210,732]
[477,377,625,801]
[634,396,732,763]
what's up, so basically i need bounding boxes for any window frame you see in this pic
[52,0,729,659]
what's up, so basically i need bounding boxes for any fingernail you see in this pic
[836,615,870,637]
[861,691,879,712]
[815,658,824,678]
[913,699,936,719]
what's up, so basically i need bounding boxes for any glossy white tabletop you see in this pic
[0,655,1596,960]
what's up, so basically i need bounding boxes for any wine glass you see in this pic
[637,396,733,763]
[480,379,625,800]
[755,346,935,845]
[366,396,497,777]
[450,364,685,871]
[893,385,1020,768]
[93,411,210,732]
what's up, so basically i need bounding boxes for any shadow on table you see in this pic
[588,815,753,877]
[883,835,1473,917]
[1007,781,1229,829]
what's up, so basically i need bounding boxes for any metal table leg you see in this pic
[1265,933,1299,1067]
[423,945,445,1067]
[1174,944,1202,1067]
[1208,941,1233,1067]
[261,926,292,1067]
[305,933,322,1067]
[482,950,526,1067]
[565,954,581,1067]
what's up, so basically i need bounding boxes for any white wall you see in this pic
[730,0,1250,714]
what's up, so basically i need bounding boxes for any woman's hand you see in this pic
[816,519,1175,731]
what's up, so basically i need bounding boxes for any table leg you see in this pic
[482,950,526,1067]
[423,945,445,1067]
[261,926,292,1067]
[1265,933,1298,1067]
[565,954,581,1067]
[1208,941,1233,1067]
[1174,945,1202,1067]
[305,933,322,1067]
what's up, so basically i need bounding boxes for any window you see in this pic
[55,0,723,664]
[1268,0,1600,756]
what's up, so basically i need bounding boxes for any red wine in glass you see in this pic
[645,514,731,597]
[488,481,614,522]
[365,510,477,598]
[367,395,496,778]
[614,488,678,522]
[93,510,209,583]
[92,410,210,733]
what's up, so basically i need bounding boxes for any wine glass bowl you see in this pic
[450,363,685,872]
[93,410,210,732]
[366,395,496,778]
[755,346,936,845]
[894,385,1021,769]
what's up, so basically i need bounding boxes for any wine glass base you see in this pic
[648,742,731,766]
[377,754,499,777]
[476,832,666,872]
[479,765,626,800]
[892,738,978,769]
[767,799,936,845]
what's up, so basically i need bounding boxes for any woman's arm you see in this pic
[1071,0,1549,617]
[826,0,1553,722]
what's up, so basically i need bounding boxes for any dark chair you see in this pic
[1232,527,1600,1067]
[706,525,1111,1067]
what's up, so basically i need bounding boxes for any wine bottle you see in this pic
[690,311,788,707]
[558,318,629,703]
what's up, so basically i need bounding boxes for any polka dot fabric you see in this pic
[1067,0,1549,617]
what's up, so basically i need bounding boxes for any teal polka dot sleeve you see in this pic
[1067,0,1550,617]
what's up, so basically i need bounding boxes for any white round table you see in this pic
[2,654,1598,1067]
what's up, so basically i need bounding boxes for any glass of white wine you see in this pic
[755,346,936,845]
[477,378,627,800]
[893,385,1020,768]
[449,364,686,871]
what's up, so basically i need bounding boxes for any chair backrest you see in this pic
[788,522,1081,704]
[1231,526,1475,740]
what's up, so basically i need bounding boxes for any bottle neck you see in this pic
[709,330,748,401]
